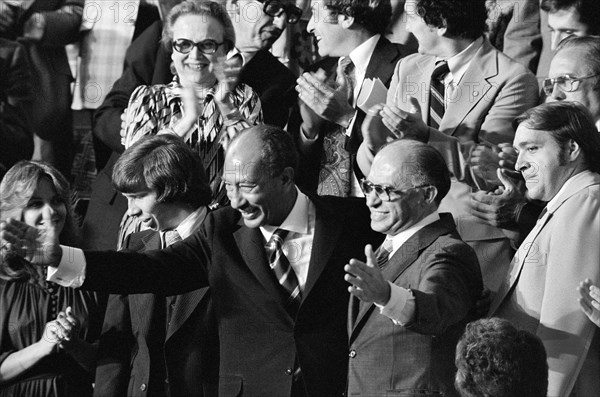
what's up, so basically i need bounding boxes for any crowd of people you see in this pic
[1,0,599,396]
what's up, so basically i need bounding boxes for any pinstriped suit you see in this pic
[94,230,218,397]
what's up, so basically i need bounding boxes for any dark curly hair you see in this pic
[412,0,487,39]
[323,0,392,35]
[455,318,548,397]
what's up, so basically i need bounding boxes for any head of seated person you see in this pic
[112,134,212,232]
[541,0,600,50]
[545,35,600,127]
[0,161,80,280]
[454,317,548,397]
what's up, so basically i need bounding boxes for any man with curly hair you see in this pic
[455,317,548,397]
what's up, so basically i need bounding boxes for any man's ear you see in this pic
[567,139,582,161]
[280,167,296,187]
[423,186,438,205]
[339,13,355,29]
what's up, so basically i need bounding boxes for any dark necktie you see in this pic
[375,239,394,268]
[428,60,450,130]
[266,229,302,315]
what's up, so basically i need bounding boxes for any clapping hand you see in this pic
[344,245,391,306]
[296,67,354,128]
[380,97,429,142]
[1,218,62,267]
[578,279,600,328]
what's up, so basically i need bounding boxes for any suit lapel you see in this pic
[411,56,436,122]
[364,38,403,85]
[303,203,342,300]
[233,220,285,300]
[166,288,209,341]
[488,209,552,315]
[350,215,455,338]
[441,41,497,135]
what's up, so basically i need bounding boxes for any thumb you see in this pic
[497,168,517,192]
[409,96,422,114]
[364,244,376,268]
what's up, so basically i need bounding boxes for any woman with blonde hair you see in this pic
[0,161,106,396]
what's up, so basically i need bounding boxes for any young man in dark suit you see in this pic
[5,125,382,397]
[94,135,218,397]
[345,139,482,396]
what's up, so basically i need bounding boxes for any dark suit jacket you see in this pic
[293,37,407,193]
[94,230,218,397]
[82,195,383,397]
[347,214,482,397]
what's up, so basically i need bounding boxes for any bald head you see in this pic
[374,140,451,205]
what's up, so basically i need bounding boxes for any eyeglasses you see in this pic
[172,38,225,54]
[259,0,303,24]
[360,179,430,202]
[542,73,600,96]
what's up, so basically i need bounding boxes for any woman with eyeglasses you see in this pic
[118,0,263,246]
[0,161,107,396]
[121,0,262,204]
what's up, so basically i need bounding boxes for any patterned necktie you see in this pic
[164,229,182,248]
[428,60,450,130]
[339,56,356,107]
[266,229,302,315]
[375,239,394,268]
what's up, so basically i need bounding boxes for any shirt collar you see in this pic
[387,211,440,256]
[347,34,380,74]
[546,170,594,214]
[441,36,484,85]
[228,47,247,66]
[261,187,311,241]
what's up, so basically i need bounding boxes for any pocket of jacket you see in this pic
[219,375,243,397]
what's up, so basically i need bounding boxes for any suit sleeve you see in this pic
[82,231,211,295]
[38,0,83,46]
[492,0,542,73]
[94,294,133,397]
[405,241,482,335]
[537,191,600,396]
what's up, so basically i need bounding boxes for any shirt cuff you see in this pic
[46,246,86,288]
[375,282,415,325]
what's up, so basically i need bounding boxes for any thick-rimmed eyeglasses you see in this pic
[360,179,430,202]
[259,0,303,24]
[542,73,600,96]
[172,38,225,54]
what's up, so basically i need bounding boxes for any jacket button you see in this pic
[285,368,293,375]
[349,350,357,358]
[140,383,147,391]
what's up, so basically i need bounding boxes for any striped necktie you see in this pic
[164,229,182,247]
[375,238,394,268]
[266,229,302,316]
[428,60,449,130]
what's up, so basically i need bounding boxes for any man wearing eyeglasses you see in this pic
[345,139,482,396]
[545,36,600,128]
[84,0,302,251]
